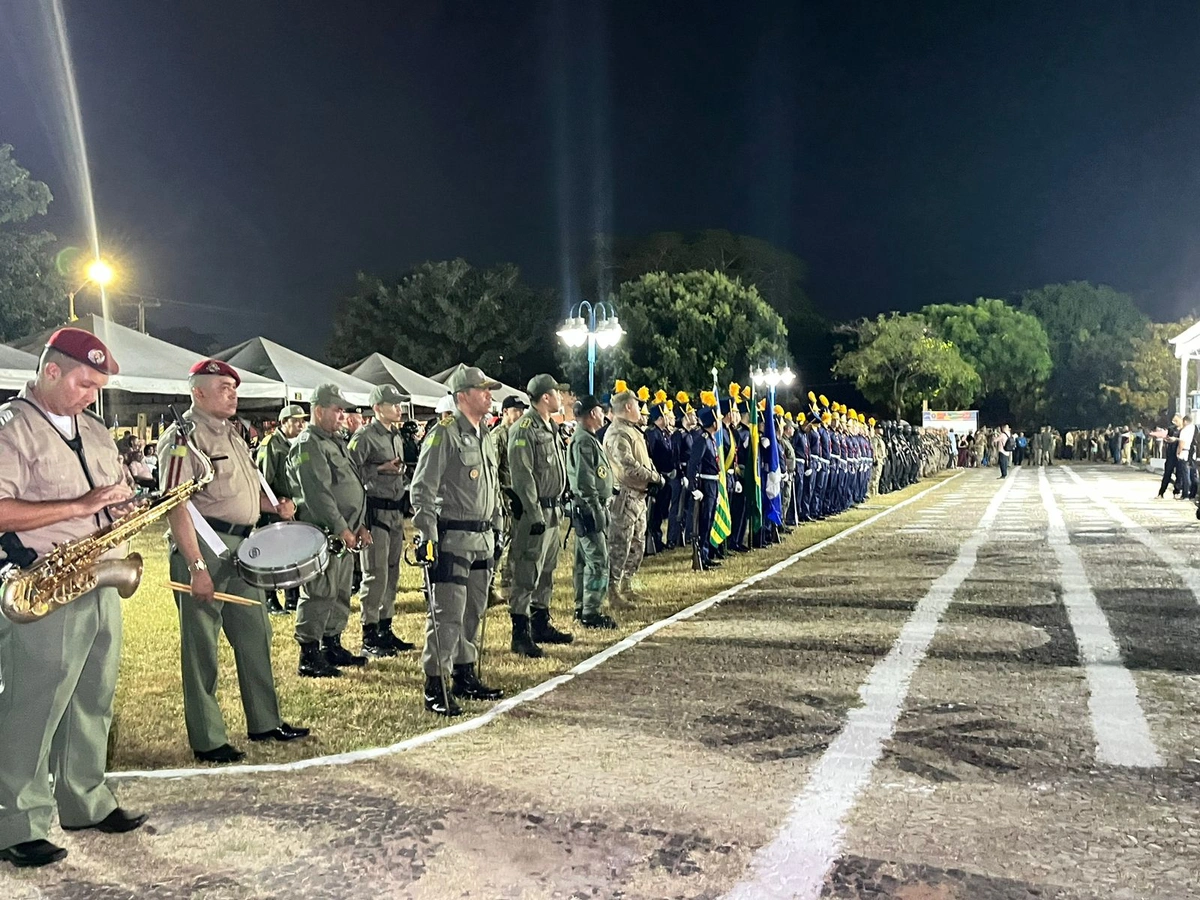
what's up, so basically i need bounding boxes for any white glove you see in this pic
[805,469,813,477]
[761,437,771,449]
[681,477,689,489]
[691,489,703,500]
[733,481,744,494]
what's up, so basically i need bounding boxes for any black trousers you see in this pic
[1159,454,1178,497]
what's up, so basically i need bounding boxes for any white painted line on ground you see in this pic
[722,471,1019,900]
[1039,469,1162,768]
[1062,467,1200,607]
[109,473,965,782]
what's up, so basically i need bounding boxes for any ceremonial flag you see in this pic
[745,384,763,537]
[709,371,732,546]
[763,389,783,526]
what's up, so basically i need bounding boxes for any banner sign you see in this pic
[922,410,978,432]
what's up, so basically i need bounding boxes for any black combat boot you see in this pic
[451,663,504,700]
[378,617,416,652]
[581,612,618,630]
[297,641,340,678]
[424,676,462,717]
[361,622,397,658]
[530,607,574,644]
[265,591,286,615]
[509,614,544,658]
[322,634,368,667]
[284,588,299,612]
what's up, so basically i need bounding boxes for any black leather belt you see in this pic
[367,497,405,511]
[206,518,253,538]
[538,497,561,509]
[439,519,491,533]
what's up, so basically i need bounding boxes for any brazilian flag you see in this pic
[744,384,763,537]
[710,417,733,546]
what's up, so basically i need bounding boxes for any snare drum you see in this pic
[235,521,329,589]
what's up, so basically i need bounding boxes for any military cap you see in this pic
[648,404,668,423]
[501,394,529,410]
[698,407,718,429]
[45,327,120,375]
[526,373,570,399]
[448,365,502,393]
[190,358,240,386]
[719,397,736,415]
[573,394,603,418]
[369,383,408,406]
[278,403,307,420]
[311,382,351,409]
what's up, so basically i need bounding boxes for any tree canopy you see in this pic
[327,260,557,384]
[595,270,788,395]
[832,313,981,420]
[0,144,67,342]
[1102,317,1197,425]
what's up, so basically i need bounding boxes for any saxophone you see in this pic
[0,412,214,624]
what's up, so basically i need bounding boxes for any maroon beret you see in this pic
[45,327,119,375]
[189,358,241,386]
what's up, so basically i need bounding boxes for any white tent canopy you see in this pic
[0,344,38,390]
[216,337,376,407]
[342,353,448,409]
[14,315,285,399]
[428,365,529,404]
[1168,321,1200,415]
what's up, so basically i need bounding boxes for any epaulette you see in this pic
[439,413,455,427]
[0,403,13,429]
[518,417,532,429]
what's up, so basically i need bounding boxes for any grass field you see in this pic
[110,474,953,770]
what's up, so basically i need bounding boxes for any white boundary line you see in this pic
[1039,469,1162,768]
[723,469,1017,900]
[1062,466,1200,605]
[109,473,963,782]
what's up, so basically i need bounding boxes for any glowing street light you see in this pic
[69,257,116,321]
[557,301,623,394]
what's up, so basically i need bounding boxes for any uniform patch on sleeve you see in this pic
[348,438,359,451]
[597,464,608,478]
[518,418,532,429]
[427,430,442,447]
[171,445,189,458]
[514,439,527,447]
[297,452,310,465]
[0,407,13,429]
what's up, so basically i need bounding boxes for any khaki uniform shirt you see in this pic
[409,411,500,554]
[508,409,567,527]
[603,416,659,494]
[490,420,513,489]
[255,430,293,500]
[160,406,261,527]
[0,386,124,559]
[348,419,406,501]
[567,428,614,531]
[287,423,365,536]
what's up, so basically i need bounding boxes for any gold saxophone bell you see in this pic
[94,554,144,600]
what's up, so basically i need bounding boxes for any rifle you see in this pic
[691,493,703,571]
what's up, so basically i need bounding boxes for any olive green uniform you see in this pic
[507,410,567,617]
[0,390,127,848]
[409,411,501,676]
[161,407,282,753]
[287,422,366,644]
[256,429,292,501]
[566,428,615,617]
[348,420,406,625]
[489,420,514,590]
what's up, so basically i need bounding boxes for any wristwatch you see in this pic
[188,559,208,573]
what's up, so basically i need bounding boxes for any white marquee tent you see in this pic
[342,353,448,410]
[1169,321,1200,416]
[215,336,376,407]
[14,316,285,399]
[0,344,38,390]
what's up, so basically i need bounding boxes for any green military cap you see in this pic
[573,394,603,418]
[278,403,307,420]
[311,382,351,409]
[369,383,408,405]
[526,373,570,398]
[447,365,502,393]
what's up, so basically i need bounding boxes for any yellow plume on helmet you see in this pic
[798,411,806,422]
[676,391,690,405]
[728,382,741,399]
[821,411,832,424]
[807,390,816,403]
[774,404,784,416]
[665,399,674,411]
[700,390,717,408]
[653,389,667,405]
[614,379,628,394]
[637,386,650,402]
[819,394,829,407]
[868,417,876,426]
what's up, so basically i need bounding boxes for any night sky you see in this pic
[2,1,1199,358]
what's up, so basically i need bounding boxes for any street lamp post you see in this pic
[556,300,624,395]
[68,258,115,322]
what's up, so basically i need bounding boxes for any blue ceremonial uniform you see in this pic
[686,429,720,565]
[646,424,676,551]
[670,427,696,545]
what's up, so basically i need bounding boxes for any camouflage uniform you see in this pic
[603,412,662,598]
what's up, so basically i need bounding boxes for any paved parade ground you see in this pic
[4,464,1199,899]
